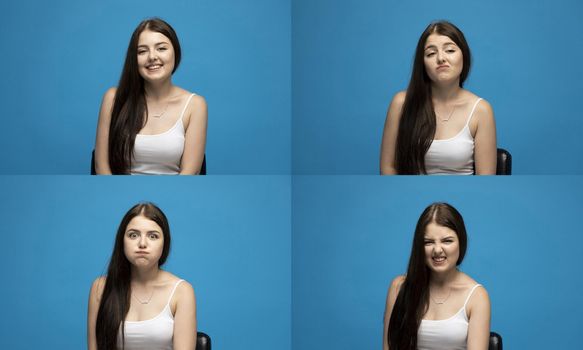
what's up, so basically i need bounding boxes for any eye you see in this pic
[128,232,139,239]
[424,240,433,245]
[137,50,147,55]
[158,47,167,51]
[446,49,456,53]
[426,52,435,57]
[148,233,160,239]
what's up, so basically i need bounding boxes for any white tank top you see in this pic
[118,279,184,350]
[425,98,483,175]
[417,284,482,350]
[131,94,195,175]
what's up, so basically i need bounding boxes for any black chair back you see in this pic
[91,150,206,175]
[197,331,211,350]
[496,148,511,175]
[489,331,503,350]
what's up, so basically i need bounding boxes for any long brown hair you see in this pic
[95,202,172,349]
[395,21,471,174]
[387,203,468,350]
[108,18,182,174]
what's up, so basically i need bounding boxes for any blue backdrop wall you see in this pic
[292,0,583,174]
[0,0,290,174]
[292,176,583,349]
[0,176,291,350]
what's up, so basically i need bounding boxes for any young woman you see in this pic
[383,203,490,350]
[95,18,207,175]
[380,21,497,175]
[87,203,197,350]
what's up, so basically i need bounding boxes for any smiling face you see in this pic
[136,29,175,83]
[423,33,463,86]
[423,222,460,274]
[123,214,165,269]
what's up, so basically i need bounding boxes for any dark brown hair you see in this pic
[395,21,471,174]
[95,202,171,349]
[387,202,468,349]
[108,18,182,174]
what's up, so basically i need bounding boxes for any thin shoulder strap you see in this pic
[465,97,483,126]
[179,94,196,120]
[166,279,185,305]
[463,284,482,308]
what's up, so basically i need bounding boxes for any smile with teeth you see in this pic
[146,64,163,71]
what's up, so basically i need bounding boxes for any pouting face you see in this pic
[423,222,460,274]
[123,215,165,268]
[423,33,463,85]
[136,29,175,83]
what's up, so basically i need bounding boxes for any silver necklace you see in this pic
[437,104,456,123]
[430,287,452,305]
[132,289,154,304]
[149,103,169,119]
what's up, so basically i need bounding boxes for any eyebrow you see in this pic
[137,42,170,48]
[126,229,161,234]
[424,42,458,51]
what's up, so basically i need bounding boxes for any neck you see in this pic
[429,268,458,288]
[131,265,161,286]
[144,79,174,102]
[431,81,461,104]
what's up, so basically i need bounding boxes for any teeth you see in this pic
[148,65,161,69]
[433,257,446,262]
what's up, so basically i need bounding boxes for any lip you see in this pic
[436,65,449,70]
[432,256,446,265]
[135,251,149,255]
[146,64,163,71]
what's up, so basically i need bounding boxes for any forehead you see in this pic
[424,222,457,239]
[126,215,163,232]
[138,29,171,46]
[424,34,458,49]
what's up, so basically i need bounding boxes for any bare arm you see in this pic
[473,100,497,175]
[383,275,405,350]
[173,281,197,350]
[380,92,406,175]
[94,88,117,175]
[87,277,105,350]
[466,286,491,350]
[180,95,207,175]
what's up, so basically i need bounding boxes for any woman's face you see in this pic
[423,222,460,274]
[423,33,463,85]
[123,215,165,269]
[136,29,175,83]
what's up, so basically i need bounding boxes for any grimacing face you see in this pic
[136,29,176,83]
[423,222,460,274]
[423,33,463,85]
[123,215,165,268]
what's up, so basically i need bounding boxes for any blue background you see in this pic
[292,176,583,349]
[0,176,291,350]
[0,0,290,174]
[292,0,583,174]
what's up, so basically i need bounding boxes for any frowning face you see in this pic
[423,222,460,274]
[423,33,463,86]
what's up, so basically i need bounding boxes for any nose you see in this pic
[436,50,445,63]
[147,49,157,61]
[138,235,147,248]
[433,243,444,254]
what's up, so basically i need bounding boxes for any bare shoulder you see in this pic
[389,275,406,295]
[90,276,107,302]
[103,87,117,103]
[391,90,407,109]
